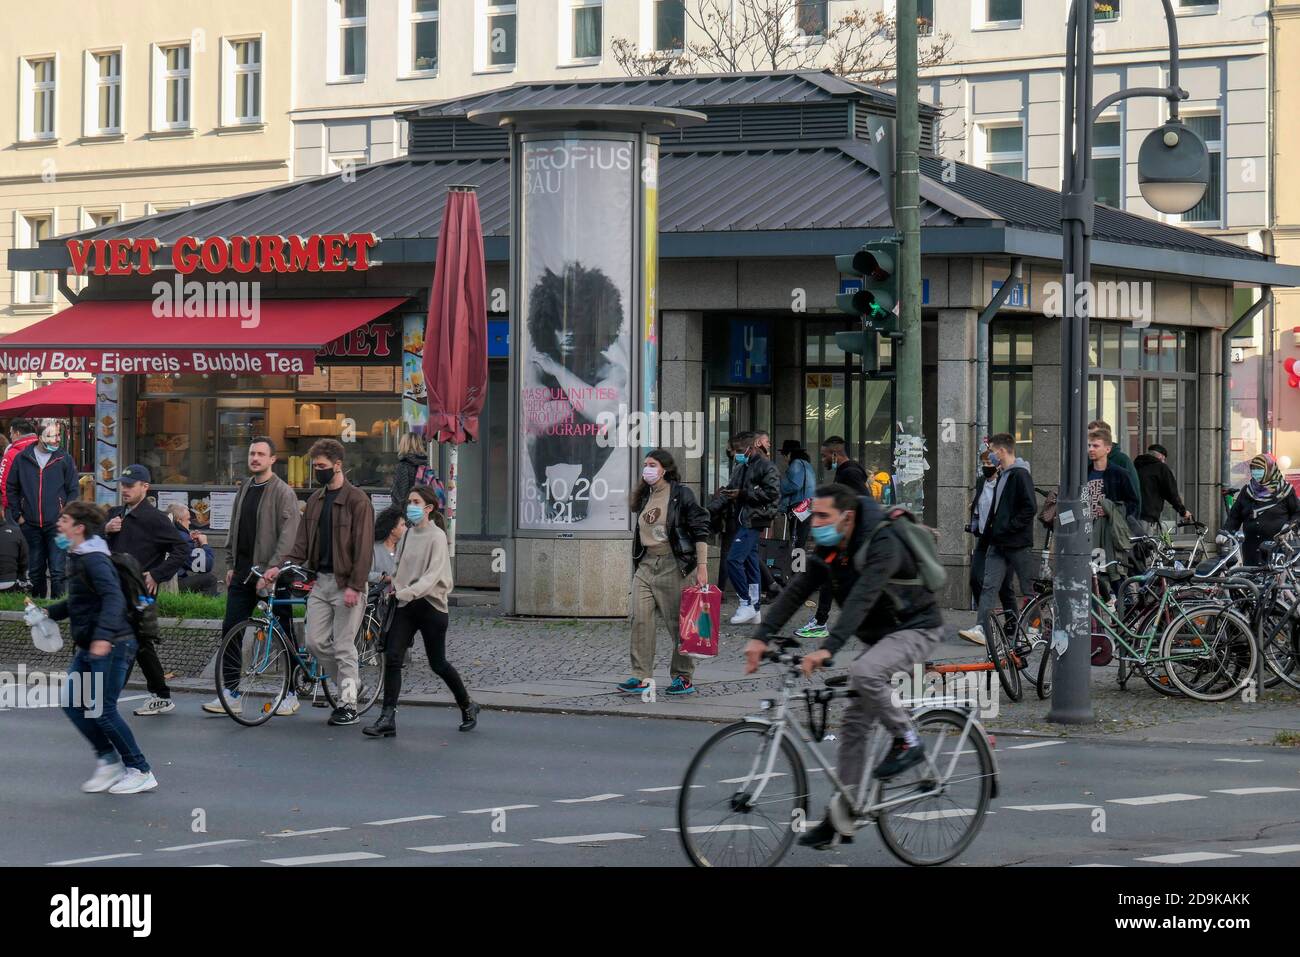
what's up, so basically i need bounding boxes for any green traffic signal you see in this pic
[836,240,900,321]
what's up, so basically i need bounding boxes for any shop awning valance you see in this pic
[0,298,409,376]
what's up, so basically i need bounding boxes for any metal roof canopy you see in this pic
[466,104,708,134]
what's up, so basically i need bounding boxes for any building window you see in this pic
[985,0,1021,24]
[93,50,122,135]
[339,0,367,77]
[86,209,119,228]
[1093,116,1122,208]
[226,38,262,124]
[154,43,192,129]
[485,1,517,68]
[990,321,1034,469]
[411,0,439,72]
[16,213,53,304]
[1095,0,1120,21]
[1178,0,1216,9]
[918,0,934,35]
[982,124,1024,180]
[1178,113,1222,225]
[655,0,686,52]
[797,1,828,37]
[21,57,57,141]
[571,0,603,60]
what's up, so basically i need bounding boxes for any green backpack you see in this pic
[855,507,947,593]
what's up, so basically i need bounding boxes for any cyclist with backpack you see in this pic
[47,501,158,794]
[744,482,945,850]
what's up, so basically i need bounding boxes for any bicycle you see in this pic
[214,564,384,726]
[676,640,998,867]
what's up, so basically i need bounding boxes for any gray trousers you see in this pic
[630,552,696,681]
[837,627,944,797]
[304,576,363,706]
[976,545,1039,637]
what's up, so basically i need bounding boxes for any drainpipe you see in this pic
[976,258,1024,444]
[1222,286,1273,498]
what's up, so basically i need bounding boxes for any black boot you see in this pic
[458,701,480,732]
[363,706,397,737]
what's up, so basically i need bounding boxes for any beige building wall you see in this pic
[1269,2,1300,466]
[1,0,293,394]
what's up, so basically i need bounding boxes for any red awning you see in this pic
[0,379,95,417]
[0,298,408,375]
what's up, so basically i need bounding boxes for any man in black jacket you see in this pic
[0,511,28,591]
[963,433,1038,644]
[1134,443,1192,535]
[745,483,944,849]
[6,421,79,598]
[104,465,190,717]
[724,432,780,625]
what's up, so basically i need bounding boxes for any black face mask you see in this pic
[314,466,336,487]
[982,466,996,480]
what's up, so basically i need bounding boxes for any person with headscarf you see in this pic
[1225,454,1300,565]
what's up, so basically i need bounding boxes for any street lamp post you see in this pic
[1049,0,1209,724]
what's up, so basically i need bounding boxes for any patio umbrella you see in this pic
[422,185,488,556]
[0,379,95,417]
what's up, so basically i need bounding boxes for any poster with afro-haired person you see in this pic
[519,138,635,530]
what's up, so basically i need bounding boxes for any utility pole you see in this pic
[893,0,924,514]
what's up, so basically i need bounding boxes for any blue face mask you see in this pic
[989,451,1001,467]
[1251,468,1266,483]
[810,522,843,547]
[733,454,748,465]
[405,504,426,524]
[54,532,71,551]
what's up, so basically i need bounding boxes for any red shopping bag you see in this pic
[679,584,721,659]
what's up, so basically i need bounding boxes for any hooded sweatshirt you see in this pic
[983,457,1036,550]
[1134,453,1187,522]
[46,536,132,648]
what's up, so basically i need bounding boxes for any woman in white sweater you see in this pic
[363,485,478,738]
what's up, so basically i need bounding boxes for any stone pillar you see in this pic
[660,311,705,489]
[935,308,978,609]
[1198,328,1224,526]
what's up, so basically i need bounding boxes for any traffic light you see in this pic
[834,330,876,367]
[836,240,899,334]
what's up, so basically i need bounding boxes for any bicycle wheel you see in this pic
[877,709,996,866]
[215,619,290,727]
[292,663,338,709]
[1257,603,1300,691]
[985,613,1022,702]
[1016,592,1053,652]
[352,607,386,715]
[1159,605,1257,702]
[1036,644,1055,699]
[677,722,809,868]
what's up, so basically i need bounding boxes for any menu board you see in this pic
[208,491,237,531]
[363,366,395,392]
[370,493,392,514]
[156,490,190,518]
[299,369,329,391]
[329,366,361,392]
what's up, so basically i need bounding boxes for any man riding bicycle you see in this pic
[744,483,945,849]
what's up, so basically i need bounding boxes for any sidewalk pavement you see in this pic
[167,592,1300,748]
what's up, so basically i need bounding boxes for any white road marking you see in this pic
[1004,741,1066,750]
[535,833,644,844]
[190,864,232,867]
[1136,851,1239,864]
[664,825,768,834]
[363,814,445,826]
[264,851,383,866]
[1002,803,1099,812]
[158,839,248,852]
[49,852,141,866]
[1233,844,1300,855]
[117,694,151,703]
[267,827,349,837]
[894,808,976,822]
[1073,863,1124,867]
[460,805,537,814]
[718,773,786,784]
[1212,787,1299,796]
[637,785,703,793]
[1214,758,1263,764]
[1107,793,1206,806]
[554,794,623,804]
[410,842,519,854]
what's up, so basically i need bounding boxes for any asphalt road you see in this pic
[4,690,1299,867]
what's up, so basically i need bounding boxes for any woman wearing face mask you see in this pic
[1226,454,1300,565]
[958,448,1015,645]
[618,449,712,697]
[363,485,478,738]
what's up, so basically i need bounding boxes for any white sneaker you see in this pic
[133,696,175,716]
[730,603,759,625]
[957,625,986,646]
[108,768,159,795]
[202,695,240,715]
[276,692,299,716]
[81,757,124,793]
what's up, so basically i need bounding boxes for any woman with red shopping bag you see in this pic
[617,450,713,698]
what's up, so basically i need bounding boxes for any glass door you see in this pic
[707,392,742,495]
[849,373,895,478]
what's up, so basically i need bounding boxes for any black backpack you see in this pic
[80,552,161,644]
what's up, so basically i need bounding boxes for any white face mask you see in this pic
[642,466,662,485]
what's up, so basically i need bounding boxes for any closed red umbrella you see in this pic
[422,186,488,555]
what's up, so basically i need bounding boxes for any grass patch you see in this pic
[0,589,306,620]
[1273,730,1300,747]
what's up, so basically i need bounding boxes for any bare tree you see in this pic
[612,0,952,84]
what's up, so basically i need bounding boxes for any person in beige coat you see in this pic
[363,485,478,738]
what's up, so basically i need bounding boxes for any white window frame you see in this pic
[793,0,829,42]
[400,0,440,78]
[329,154,368,177]
[559,0,604,65]
[84,48,123,137]
[975,0,1022,30]
[1176,0,1218,15]
[19,56,58,142]
[979,121,1025,180]
[221,35,264,127]
[79,205,124,230]
[917,0,935,36]
[151,42,193,132]
[13,210,56,306]
[477,0,518,72]
[1092,113,1123,209]
[329,0,367,81]
[1177,111,1224,227]
[1094,0,1121,24]
[645,0,687,54]
[145,201,194,216]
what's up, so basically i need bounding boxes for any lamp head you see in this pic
[1137,120,1210,215]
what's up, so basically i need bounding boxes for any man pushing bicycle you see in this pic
[744,482,946,849]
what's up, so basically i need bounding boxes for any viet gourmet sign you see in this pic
[64,233,380,275]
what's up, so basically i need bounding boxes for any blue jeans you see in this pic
[62,638,150,772]
[726,528,761,606]
[22,522,65,598]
